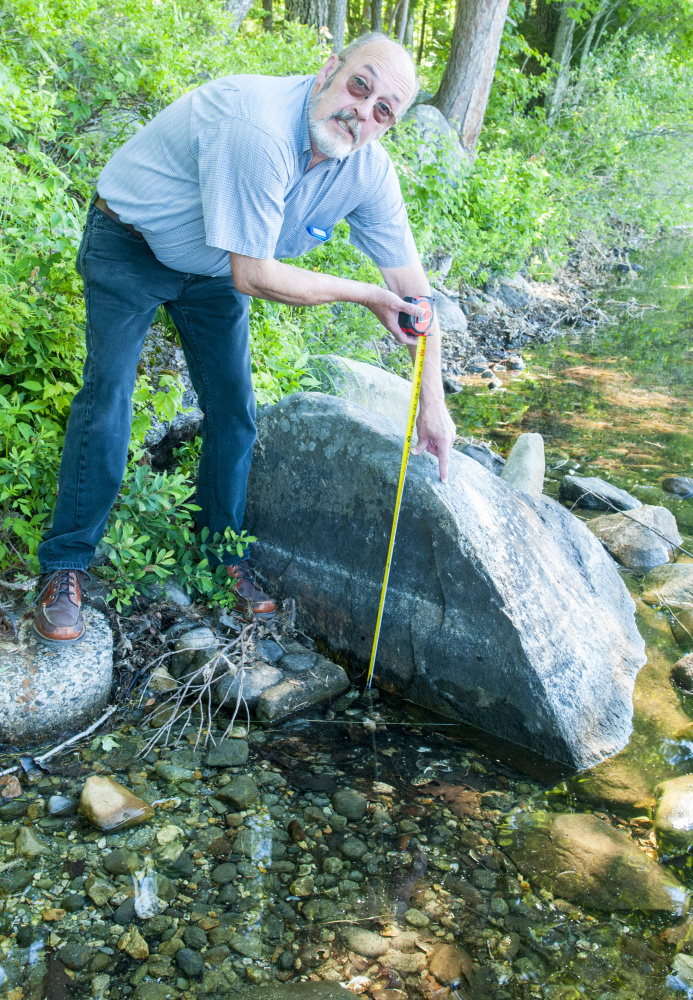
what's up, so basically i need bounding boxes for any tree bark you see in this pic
[404,0,417,48]
[286,0,329,27]
[328,0,348,48]
[432,0,511,153]
[545,0,580,125]
[262,0,273,31]
[223,0,256,30]
[417,2,427,62]
[395,0,410,41]
[371,0,383,32]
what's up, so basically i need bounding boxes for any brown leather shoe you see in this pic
[33,570,87,645]
[227,562,276,616]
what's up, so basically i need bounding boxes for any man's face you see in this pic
[308,42,416,160]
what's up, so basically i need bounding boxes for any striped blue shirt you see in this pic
[97,74,418,277]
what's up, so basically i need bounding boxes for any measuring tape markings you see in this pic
[366,296,434,688]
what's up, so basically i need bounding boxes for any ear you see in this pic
[315,52,340,88]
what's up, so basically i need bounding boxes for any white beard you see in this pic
[307,86,362,161]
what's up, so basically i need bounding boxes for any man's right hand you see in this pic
[365,286,425,346]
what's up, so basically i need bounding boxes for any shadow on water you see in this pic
[1,237,693,1000]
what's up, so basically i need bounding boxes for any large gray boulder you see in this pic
[245,393,646,769]
[0,608,113,743]
[401,104,471,180]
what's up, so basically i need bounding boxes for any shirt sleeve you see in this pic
[345,156,418,269]
[197,120,291,259]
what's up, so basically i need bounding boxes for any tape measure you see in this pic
[366,295,435,688]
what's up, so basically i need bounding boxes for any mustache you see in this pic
[329,109,361,143]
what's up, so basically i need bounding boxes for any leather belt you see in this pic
[94,195,144,240]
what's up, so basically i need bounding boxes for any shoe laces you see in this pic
[35,569,90,606]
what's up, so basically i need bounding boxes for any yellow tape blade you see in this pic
[366,334,427,687]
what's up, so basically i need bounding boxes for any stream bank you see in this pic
[0,233,692,1000]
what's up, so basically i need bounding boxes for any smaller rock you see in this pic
[340,836,367,860]
[47,794,76,816]
[183,925,208,950]
[487,274,534,311]
[487,377,502,390]
[104,848,140,875]
[176,947,203,976]
[663,476,693,499]
[217,774,258,809]
[332,788,367,822]
[114,897,136,925]
[466,354,489,373]
[171,627,217,679]
[256,657,350,721]
[655,774,693,854]
[215,663,283,708]
[340,926,389,958]
[559,475,642,512]
[59,942,92,970]
[206,740,249,768]
[15,826,51,858]
[134,984,181,1000]
[149,665,178,693]
[428,943,474,985]
[507,355,525,371]
[457,441,505,476]
[255,639,285,663]
[500,433,545,497]
[673,953,693,988]
[43,907,66,922]
[0,775,22,800]
[229,930,264,959]
[85,875,117,907]
[211,862,237,884]
[642,563,693,611]
[62,893,86,913]
[119,925,150,960]
[0,866,32,894]
[672,653,693,691]
[155,762,196,785]
[323,856,343,874]
[291,875,314,896]
[434,290,469,336]
[91,973,111,998]
[405,908,429,927]
[588,505,682,573]
[279,651,318,673]
[79,776,154,831]
[672,609,693,646]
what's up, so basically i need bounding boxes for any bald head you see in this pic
[338,32,419,116]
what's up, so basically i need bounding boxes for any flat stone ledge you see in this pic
[0,607,113,745]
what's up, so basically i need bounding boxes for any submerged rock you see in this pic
[672,653,693,691]
[642,563,693,610]
[655,775,693,853]
[500,811,688,913]
[500,432,545,497]
[663,476,693,499]
[79,775,155,831]
[559,475,642,512]
[588,504,682,573]
[245,393,646,769]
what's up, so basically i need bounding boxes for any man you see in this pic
[34,31,456,645]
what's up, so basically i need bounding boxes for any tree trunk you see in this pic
[262,0,273,31]
[432,0,510,153]
[417,2,427,62]
[223,0,256,30]
[285,0,329,28]
[371,0,383,32]
[328,0,348,48]
[395,0,410,41]
[570,0,607,106]
[404,0,417,48]
[545,0,579,125]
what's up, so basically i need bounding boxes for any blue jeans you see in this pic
[38,202,256,572]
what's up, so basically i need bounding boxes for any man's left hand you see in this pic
[412,395,457,483]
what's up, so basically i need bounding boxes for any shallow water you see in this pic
[1,238,693,1000]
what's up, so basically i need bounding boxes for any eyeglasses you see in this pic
[345,74,396,125]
